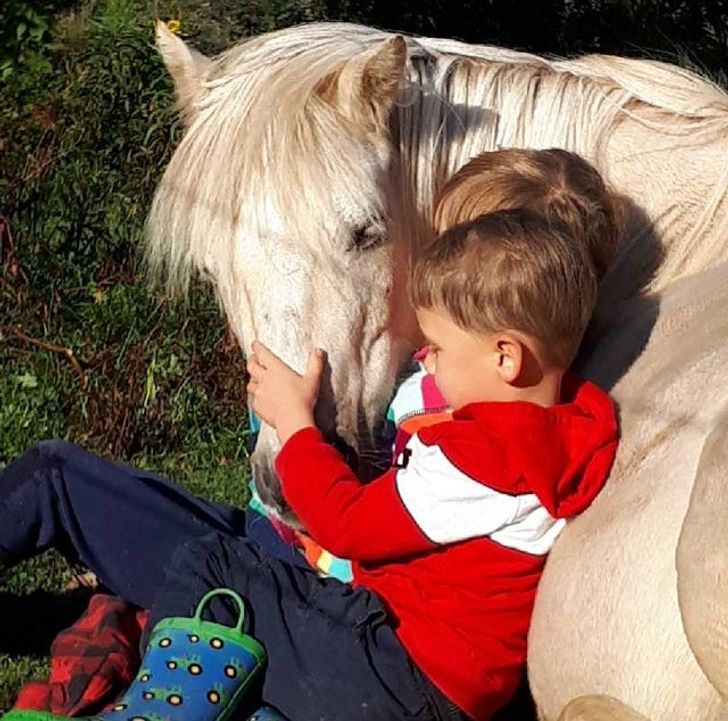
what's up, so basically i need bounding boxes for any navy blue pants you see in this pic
[0,441,465,721]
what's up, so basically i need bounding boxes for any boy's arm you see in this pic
[275,425,524,563]
[276,427,433,561]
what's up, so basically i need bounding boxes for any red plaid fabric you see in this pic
[15,594,148,716]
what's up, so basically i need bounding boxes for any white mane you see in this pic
[148,21,728,302]
[399,34,727,206]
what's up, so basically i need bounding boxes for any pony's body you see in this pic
[149,22,728,721]
[534,261,728,721]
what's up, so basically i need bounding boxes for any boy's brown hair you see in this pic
[410,208,599,367]
[433,148,623,282]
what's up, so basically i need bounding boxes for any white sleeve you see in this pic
[395,434,565,554]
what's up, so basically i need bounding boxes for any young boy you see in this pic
[153,207,618,721]
[0,151,620,721]
[253,148,624,574]
[385,147,623,459]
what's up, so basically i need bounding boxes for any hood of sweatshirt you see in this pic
[451,374,619,519]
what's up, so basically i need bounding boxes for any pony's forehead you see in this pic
[169,27,399,243]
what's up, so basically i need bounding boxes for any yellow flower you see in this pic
[166,19,181,34]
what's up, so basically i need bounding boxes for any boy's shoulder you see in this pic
[415,413,500,447]
[406,415,518,495]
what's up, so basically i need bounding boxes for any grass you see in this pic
[0,281,255,708]
[0,273,254,708]
[0,1,257,706]
[0,282,254,707]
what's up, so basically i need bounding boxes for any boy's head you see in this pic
[410,208,598,410]
[434,148,622,282]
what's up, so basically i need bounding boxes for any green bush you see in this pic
[1,5,255,702]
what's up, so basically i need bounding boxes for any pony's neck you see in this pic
[393,42,728,300]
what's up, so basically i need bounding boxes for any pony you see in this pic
[148,21,728,721]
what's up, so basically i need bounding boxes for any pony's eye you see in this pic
[348,221,385,251]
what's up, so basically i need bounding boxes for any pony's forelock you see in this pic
[147,25,397,296]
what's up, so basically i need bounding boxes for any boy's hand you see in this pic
[246,340,326,445]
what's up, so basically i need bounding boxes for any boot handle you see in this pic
[193,588,247,633]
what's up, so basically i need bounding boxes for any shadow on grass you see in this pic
[0,589,92,656]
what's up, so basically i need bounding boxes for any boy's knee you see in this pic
[2,440,76,488]
[30,439,77,462]
[31,440,88,480]
[167,533,262,588]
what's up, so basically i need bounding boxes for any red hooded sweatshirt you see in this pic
[275,375,618,720]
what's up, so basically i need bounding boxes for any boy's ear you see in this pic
[495,334,524,384]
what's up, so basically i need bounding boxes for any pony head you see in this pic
[149,23,416,522]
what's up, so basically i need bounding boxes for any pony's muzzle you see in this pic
[250,454,303,529]
[249,429,361,531]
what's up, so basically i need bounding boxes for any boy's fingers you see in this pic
[306,348,326,379]
[253,341,323,381]
[251,340,278,368]
[305,349,326,398]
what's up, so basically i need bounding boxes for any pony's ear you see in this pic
[155,20,211,122]
[318,35,407,134]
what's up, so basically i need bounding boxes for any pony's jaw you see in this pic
[245,262,411,525]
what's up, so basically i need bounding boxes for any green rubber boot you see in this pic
[4,588,266,721]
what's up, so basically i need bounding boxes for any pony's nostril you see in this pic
[250,457,303,529]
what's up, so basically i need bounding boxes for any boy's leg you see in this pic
[149,532,457,721]
[0,440,250,607]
